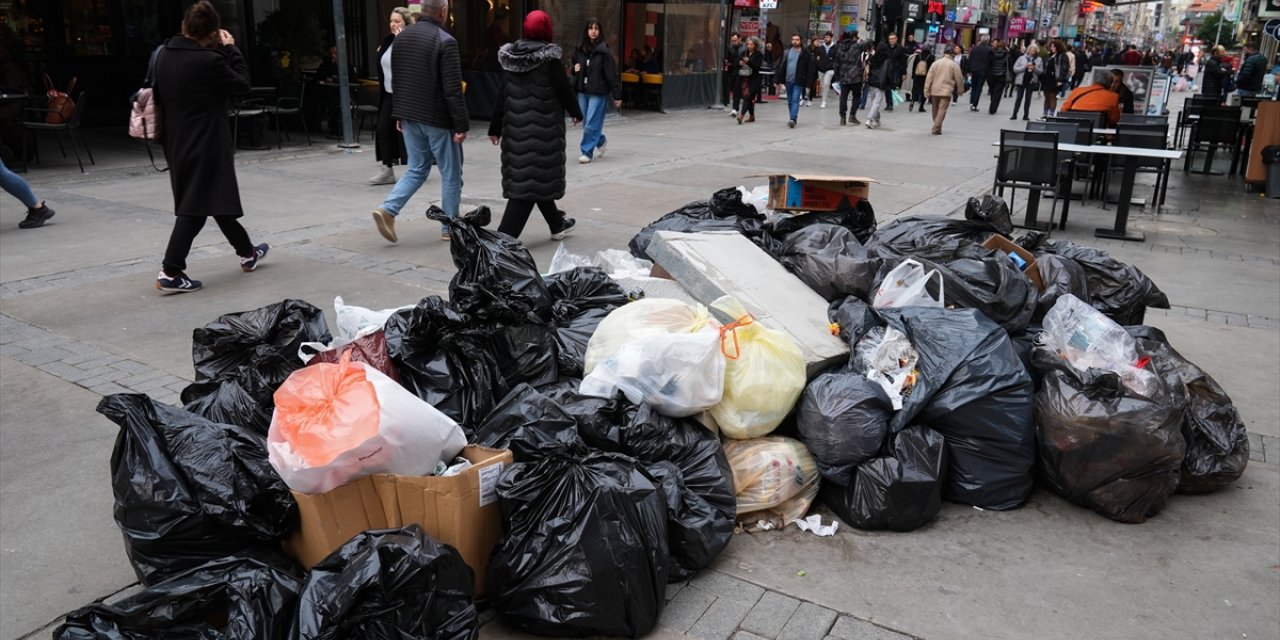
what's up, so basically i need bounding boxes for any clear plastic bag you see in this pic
[579,330,726,417]
[302,297,412,361]
[708,297,807,439]
[583,298,714,374]
[268,354,468,494]
[738,185,771,215]
[1041,294,1156,397]
[548,243,595,275]
[872,259,945,309]
[853,326,920,411]
[724,437,820,522]
[594,249,653,279]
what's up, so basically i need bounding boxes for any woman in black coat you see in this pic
[153,1,266,293]
[737,37,764,125]
[488,10,583,240]
[368,7,411,185]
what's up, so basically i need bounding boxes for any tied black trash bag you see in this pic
[827,296,884,346]
[98,394,298,586]
[767,197,879,245]
[545,267,630,377]
[628,187,776,261]
[965,195,1014,236]
[428,205,552,321]
[1033,253,1092,321]
[182,299,331,434]
[385,296,509,432]
[869,214,1007,258]
[797,373,894,486]
[295,525,478,640]
[881,253,1037,333]
[55,555,302,640]
[473,383,585,461]
[821,424,947,532]
[1037,240,1170,326]
[488,322,560,389]
[1126,326,1249,494]
[1032,346,1187,523]
[881,308,1037,510]
[778,224,887,301]
[487,450,669,638]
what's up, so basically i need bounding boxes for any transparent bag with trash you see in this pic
[1041,294,1157,397]
[583,298,714,373]
[580,329,726,417]
[709,296,807,440]
[548,243,654,279]
[872,259,945,309]
[853,326,920,411]
[268,354,468,494]
[723,437,820,524]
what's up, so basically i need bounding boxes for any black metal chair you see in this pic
[263,81,311,149]
[1103,126,1171,212]
[1175,97,1216,148]
[22,90,94,173]
[352,83,380,142]
[1184,106,1243,175]
[1057,109,1107,132]
[1240,96,1263,120]
[994,129,1062,233]
[1119,114,1169,126]
[1029,120,1088,226]
[229,96,269,152]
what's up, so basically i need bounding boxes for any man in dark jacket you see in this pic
[777,33,815,128]
[1236,44,1267,97]
[986,39,1009,115]
[370,0,469,243]
[967,34,993,111]
[815,32,837,108]
[833,31,866,125]
[883,33,907,111]
[724,32,743,109]
[1200,46,1231,101]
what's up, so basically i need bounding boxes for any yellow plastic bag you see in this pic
[583,298,714,374]
[724,437,819,522]
[709,297,807,439]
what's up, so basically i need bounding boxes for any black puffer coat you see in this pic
[572,40,622,99]
[488,40,584,201]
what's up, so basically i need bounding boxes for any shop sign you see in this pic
[1008,16,1026,33]
[760,0,778,9]
[955,6,982,23]
[740,17,762,38]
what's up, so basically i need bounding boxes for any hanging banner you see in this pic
[740,17,762,38]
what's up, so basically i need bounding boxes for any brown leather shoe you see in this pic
[747,115,755,123]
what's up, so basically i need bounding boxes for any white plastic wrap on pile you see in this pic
[1041,294,1158,397]
[299,296,412,362]
[709,296,807,440]
[580,329,726,417]
[267,358,467,494]
[738,185,770,216]
[583,298,714,373]
[724,436,820,523]
[872,259,945,309]
[548,243,654,279]
[853,326,920,411]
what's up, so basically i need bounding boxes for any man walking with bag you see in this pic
[369,0,469,243]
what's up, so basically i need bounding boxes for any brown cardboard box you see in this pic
[754,174,877,212]
[982,234,1045,292]
[285,445,513,598]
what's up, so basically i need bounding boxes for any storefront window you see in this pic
[62,0,112,55]
[122,0,166,56]
[2,0,46,59]
[663,1,720,75]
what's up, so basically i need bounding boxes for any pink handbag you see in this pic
[129,87,159,140]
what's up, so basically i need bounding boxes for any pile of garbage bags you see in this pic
[66,188,1249,638]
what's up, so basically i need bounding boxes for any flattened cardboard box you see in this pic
[285,445,512,598]
[751,174,877,212]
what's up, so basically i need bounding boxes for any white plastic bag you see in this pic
[1041,294,1157,396]
[580,329,726,417]
[334,296,411,345]
[853,326,920,411]
[267,355,467,494]
[738,185,771,215]
[583,298,714,374]
[548,243,595,274]
[708,297,807,439]
[872,259,945,309]
[594,249,653,279]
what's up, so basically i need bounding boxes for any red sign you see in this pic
[927,1,946,14]
[1080,1,1097,12]
[735,0,757,6]
[1008,17,1027,33]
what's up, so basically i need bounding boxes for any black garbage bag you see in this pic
[55,555,302,640]
[797,373,894,485]
[488,321,560,389]
[473,383,585,461]
[821,424,947,532]
[428,205,552,322]
[827,296,884,347]
[891,254,1038,333]
[628,187,768,261]
[295,525,478,640]
[1038,240,1170,325]
[537,378,632,451]
[868,214,1004,258]
[384,296,509,431]
[1126,326,1249,494]
[98,394,298,586]
[487,450,669,638]
[768,197,878,244]
[645,461,729,581]
[778,224,886,301]
[1007,321,1046,389]
[182,299,331,435]
[545,267,630,377]
[1032,346,1187,523]
[1033,252,1092,321]
[880,308,1037,510]
[620,404,736,580]
[965,195,1014,236]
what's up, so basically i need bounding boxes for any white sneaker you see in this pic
[578,155,592,164]
[596,141,606,158]
[367,165,395,185]
[820,102,828,108]
[730,109,738,117]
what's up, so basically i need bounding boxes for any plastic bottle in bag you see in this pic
[583,298,714,374]
[1041,294,1156,397]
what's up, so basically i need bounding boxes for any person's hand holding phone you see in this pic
[218,29,234,47]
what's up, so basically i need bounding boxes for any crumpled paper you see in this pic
[790,514,839,537]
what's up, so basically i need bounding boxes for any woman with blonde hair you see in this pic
[1010,42,1039,121]
[369,7,412,185]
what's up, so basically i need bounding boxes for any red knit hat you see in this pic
[523,10,553,42]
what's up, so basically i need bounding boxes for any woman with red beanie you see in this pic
[488,10,584,240]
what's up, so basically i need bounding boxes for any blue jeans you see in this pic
[578,93,608,158]
[786,81,802,121]
[0,159,37,208]
[380,120,462,229]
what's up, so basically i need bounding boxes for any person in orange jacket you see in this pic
[1059,69,1122,126]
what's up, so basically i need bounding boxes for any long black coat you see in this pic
[488,40,583,202]
[154,37,250,217]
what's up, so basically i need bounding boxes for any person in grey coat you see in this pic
[488,10,583,240]
[153,1,267,293]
